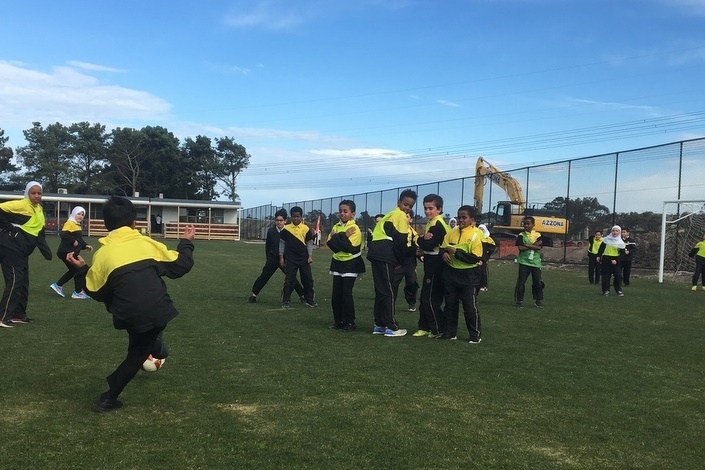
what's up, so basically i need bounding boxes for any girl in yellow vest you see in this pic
[0,181,53,327]
[50,206,94,299]
[587,230,603,285]
[597,226,626,296]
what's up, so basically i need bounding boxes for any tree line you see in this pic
[0,123,251,201]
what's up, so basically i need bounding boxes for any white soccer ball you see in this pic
[141,354,166,372]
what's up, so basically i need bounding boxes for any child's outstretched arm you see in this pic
[160,225,196,279]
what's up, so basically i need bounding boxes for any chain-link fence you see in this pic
[243,138,705,271]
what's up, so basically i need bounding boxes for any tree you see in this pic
[139,126,184,199]
[182,135,218,200]
[68,122,109,194]
[106,127,147,197]
[214,137,250,202]
[15,122,72,191]
[544,196,610,238]
[0,129,19,190]
[611,211,662,233]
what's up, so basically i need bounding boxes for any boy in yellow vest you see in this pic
[514,216,544,308]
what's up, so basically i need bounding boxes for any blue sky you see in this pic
[2,0,705,208]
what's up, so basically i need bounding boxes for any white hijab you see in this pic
[24,181,42,198]
[478,224,490,238]
[69,206,86,223]
[449,217,457,228]
[602,225,626,248]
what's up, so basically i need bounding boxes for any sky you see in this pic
[2,0,705,209]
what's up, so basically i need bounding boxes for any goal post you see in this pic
[659,200,705,283]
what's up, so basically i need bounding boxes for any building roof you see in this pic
[0,191,242,210]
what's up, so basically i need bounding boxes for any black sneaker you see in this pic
[534,300,543,309]
[617,291,624,297]
[342,323,357,332]
[247,295,257,303]
[12,317,33,324]
[93,397,124,413]
[281,302,290,309]
[329,322,344,330]
[516,301,524,308]
[305,300,318,308]
[0,319,15,328]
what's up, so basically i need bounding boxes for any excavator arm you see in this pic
[474,157,525,212]
[474,156,569,240]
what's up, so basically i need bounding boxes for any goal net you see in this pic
[659,200,705,283]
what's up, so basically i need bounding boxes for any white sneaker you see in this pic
[50,283,65,298]
[384,328,407,337]
[71,291,91,299]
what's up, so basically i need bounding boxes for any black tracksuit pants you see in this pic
[103,325,166,401]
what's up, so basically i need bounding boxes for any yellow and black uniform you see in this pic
[54,208,91,294]
[478,226,496,292]
[81,225,194,403]
[367,206,411,331]
[514,229,544,305]
[621,235,636,286]
[85,226,194,332]
[327,220,366,329]
[250,224,304,300]
[279,221,315,305]
[394,223,419,310]
[597,227,625,295]
[587,235,603,285]
[0,184,52,326]
[440,225,483,341]
[689,240,705,288]
[416,215,449,335]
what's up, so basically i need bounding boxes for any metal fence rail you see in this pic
[243,138,705,271]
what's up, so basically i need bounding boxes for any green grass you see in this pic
[1,238,703,469]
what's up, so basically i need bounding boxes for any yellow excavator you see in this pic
[474,157,569,243]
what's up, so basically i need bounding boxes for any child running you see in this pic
[327,200,366,332]
[67,196,195,412]
[51,206,93,299]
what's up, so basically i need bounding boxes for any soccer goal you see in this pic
[659,200,705,283]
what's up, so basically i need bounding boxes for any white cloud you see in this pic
[438,99,462,108]
[224,126,353,145]
[224,1,306,30]
[222,0,414,31]
[0,61,171,141]
[66,61,126,73]
[658,0,705,16]
[311,148,410,159]
[231,66,252,75]
[568,97,661,116]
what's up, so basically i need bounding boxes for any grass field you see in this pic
[1,237,703,469]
